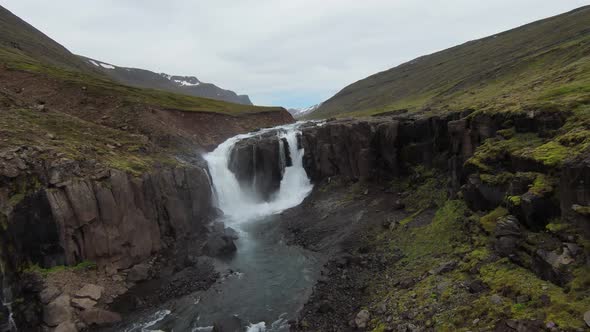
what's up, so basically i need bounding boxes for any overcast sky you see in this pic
[1,1,588,108]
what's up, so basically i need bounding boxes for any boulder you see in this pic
[74,284,103,301]
[79,308,122,326]
[490,294,503,305]
[127,263,150,282]
[43,294,73,327]
[355,309,370,329]
[40,286,61,305]
[584,310,590,327]
[204,224,238,257]
[70,297,97,310]
[429,260,457,275]
[494,215,522,256]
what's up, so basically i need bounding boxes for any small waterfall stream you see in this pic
[0,261,17,332]
[123,122,323,332]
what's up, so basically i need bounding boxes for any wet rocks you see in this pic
[204,223,238,257]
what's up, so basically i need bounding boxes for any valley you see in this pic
[0,3,589,332]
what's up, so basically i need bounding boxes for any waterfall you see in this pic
[204,122,313,222]
[0,261,17,332]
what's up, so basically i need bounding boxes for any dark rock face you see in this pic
[2,166,214,272]
[300,115,463,182]
[43,167,214,270]
[494,215,523,257]
[560,154,590,237]
[228,132,288,201]
[1,164,216,330]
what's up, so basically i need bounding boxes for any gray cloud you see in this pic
[1,0,587,107]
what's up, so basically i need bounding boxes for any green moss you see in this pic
[523,141,570,167]
[528,173,555,196]
[572,204,590,216]
[545,222,571,233]
[394,167,447,212]
[24,260,97,277]
[7,193,25,207]
[465,134,543,172]
[479,258,590,329]
[371,323,387,332]
[480,207,509,233]
[507,195,522,206]
[460,247,492,272]
[480,172,515,186]
[497,127,516,139]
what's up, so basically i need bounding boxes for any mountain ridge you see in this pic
[79,55,253,105]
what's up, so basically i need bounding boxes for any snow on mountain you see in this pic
[287,103,321,118]
[88,59,116,69]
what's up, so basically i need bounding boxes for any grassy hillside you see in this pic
[310,6,590,119]
[0,6,98,73]
[0,46,280,115]
[0,5,278,115]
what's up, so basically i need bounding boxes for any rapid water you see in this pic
[204,122,313,221]
[123,122,323,332]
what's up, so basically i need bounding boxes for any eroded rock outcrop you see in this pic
[229,132,285,201]
[3,166,215,272]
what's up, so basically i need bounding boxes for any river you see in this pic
[121,122,323,332]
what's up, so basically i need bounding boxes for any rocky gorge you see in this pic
[1,3,590,332]
[2,102,590,331]
[216,108,590,331]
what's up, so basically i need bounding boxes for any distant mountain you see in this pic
[311,5,590,119]
[287,104,321,118]
[79,56,252,105]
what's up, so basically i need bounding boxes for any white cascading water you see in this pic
[204,122,313,222]
[126,122,317,332]
[0,261,17,332]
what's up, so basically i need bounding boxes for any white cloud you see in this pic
[1,0,587,107]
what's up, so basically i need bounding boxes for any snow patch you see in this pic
[173,79,200,87]
[99,62,115,69]
[287,103,321,117]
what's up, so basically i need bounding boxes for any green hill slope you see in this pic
[0,6,99,73]
[310,6,590,119]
